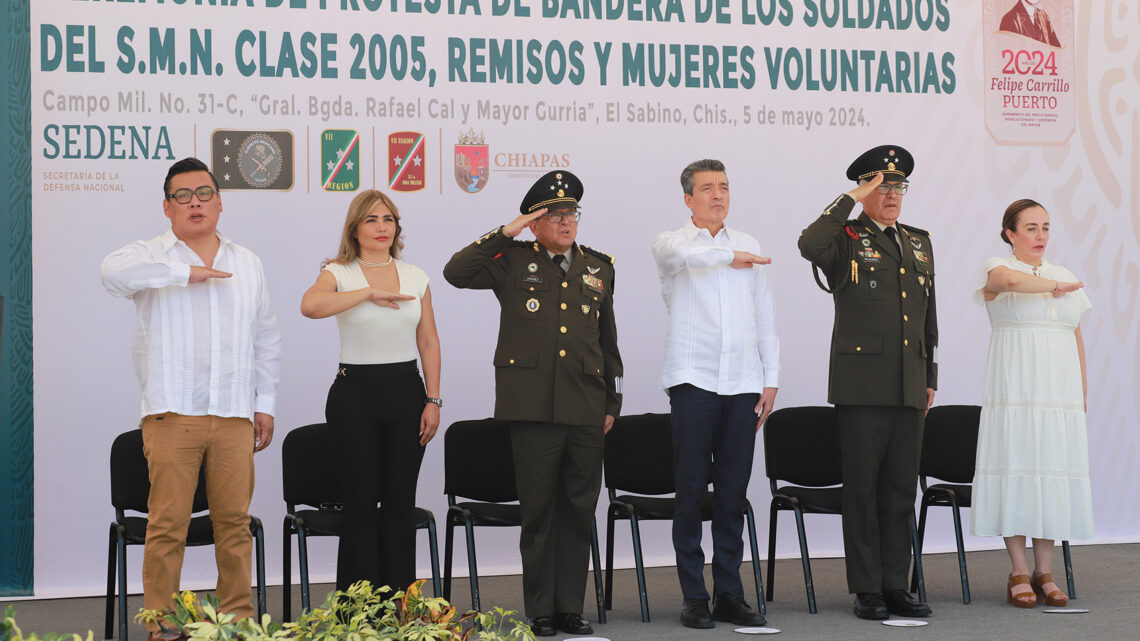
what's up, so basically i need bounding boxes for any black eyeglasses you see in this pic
[167,185,217,204]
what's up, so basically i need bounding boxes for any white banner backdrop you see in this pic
[28,0,1139,599]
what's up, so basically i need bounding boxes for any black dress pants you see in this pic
[669,383,760,601]
[326,361,426,592]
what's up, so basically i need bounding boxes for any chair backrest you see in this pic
[110,429,208,515]
[763,406,842,487]
[604,413,675,495]
[443,419,518,503]
[919,405,982,484]
[281,423,342,509]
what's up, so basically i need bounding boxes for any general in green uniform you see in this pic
[797,146,937,621]
[443,170,622,637]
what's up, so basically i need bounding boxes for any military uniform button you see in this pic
[529,286,535,291]
[560,326,567,333]
[900,267,906,274]
[559,349,566,357]
[561,303,567,310]
[902,291,907,298]
[870,266,875,272]
[509,359,515,364]
[904,339,909,346]
[562,282,568,288]
[903,314,909,322]
[856,346,862,352]
[596,368,601,373]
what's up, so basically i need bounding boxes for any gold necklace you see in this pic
[357,256,393,268]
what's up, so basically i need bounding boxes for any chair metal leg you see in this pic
[766,502,779,602]
[443,518,455,601]
[744,503,766,615]
[766,499,784,597]
[1062,540,1075,598]
[106,524,118,640]
[629,513,650,623]
[604,510,616,610]
[426,517,442,598]
[590,519,606,624]
[117,535,129,641]
[297,530,311,612]
[791,506,817,614]
[949,500,970,604]
[282,518,293,622]
[252,518,267,619]
[910,498,929,594]
[908,512,926,604]
[464,519,481,612]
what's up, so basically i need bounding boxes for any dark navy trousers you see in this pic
[669,383,760,601]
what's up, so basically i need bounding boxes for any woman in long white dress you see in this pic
[971,199,1093,608]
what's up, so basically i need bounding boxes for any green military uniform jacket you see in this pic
[443,226,623,426]
[797,194,938,410]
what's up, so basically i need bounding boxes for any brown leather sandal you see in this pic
[1032,572,1069,607]
[1007,574,1037,608]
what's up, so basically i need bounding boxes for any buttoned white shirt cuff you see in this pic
[763,371,780,388]
[171,261,192,287]
[255,394,276,417]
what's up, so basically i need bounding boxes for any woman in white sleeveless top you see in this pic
[971,199,1092,609]
[301,190,442,592]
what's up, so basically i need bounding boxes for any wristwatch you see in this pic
[425,397,443,408]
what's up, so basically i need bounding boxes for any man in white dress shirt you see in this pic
[651,159,779,629]
[101,158,282,638]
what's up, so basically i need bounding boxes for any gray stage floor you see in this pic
[4,544,1134,641]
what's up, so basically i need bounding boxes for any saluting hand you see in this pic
[369,289,416,309]
[503,208,549,238]
[189,265,232,283]
[846,171,884,204]
[732,251,772,269]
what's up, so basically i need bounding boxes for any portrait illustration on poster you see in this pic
[983,0,1074,146]
[997,0,1062,48]
[454,129,489,194]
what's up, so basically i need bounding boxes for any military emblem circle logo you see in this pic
[528,263,539,273]
[870,280,878,289]
[862,239,871,246]
[526,298,540,312]
[239,133,283,188]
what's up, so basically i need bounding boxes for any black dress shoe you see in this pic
[853,593,889,620]
[711,594,767,626]
[680,598,715,629]
[883,589,932,617]
[528,615,556,637]
[554,613,593,635]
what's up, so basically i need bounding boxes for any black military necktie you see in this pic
[553,254,567,276]
[884,226,902,257]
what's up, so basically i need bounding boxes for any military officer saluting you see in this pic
[443,170,622,637]
[798,145,937,621]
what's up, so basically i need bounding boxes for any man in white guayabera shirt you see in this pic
[652,158,779,631]
[101,157,282,640]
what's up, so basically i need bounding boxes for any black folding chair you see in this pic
[764,406,926,613]
[602,413,765,622]
[912,405,1075,602]
[105,429,266,641]
[280,422,440,621]
[442,418,605,622]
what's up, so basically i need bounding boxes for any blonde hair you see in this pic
[328,190,405,265]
